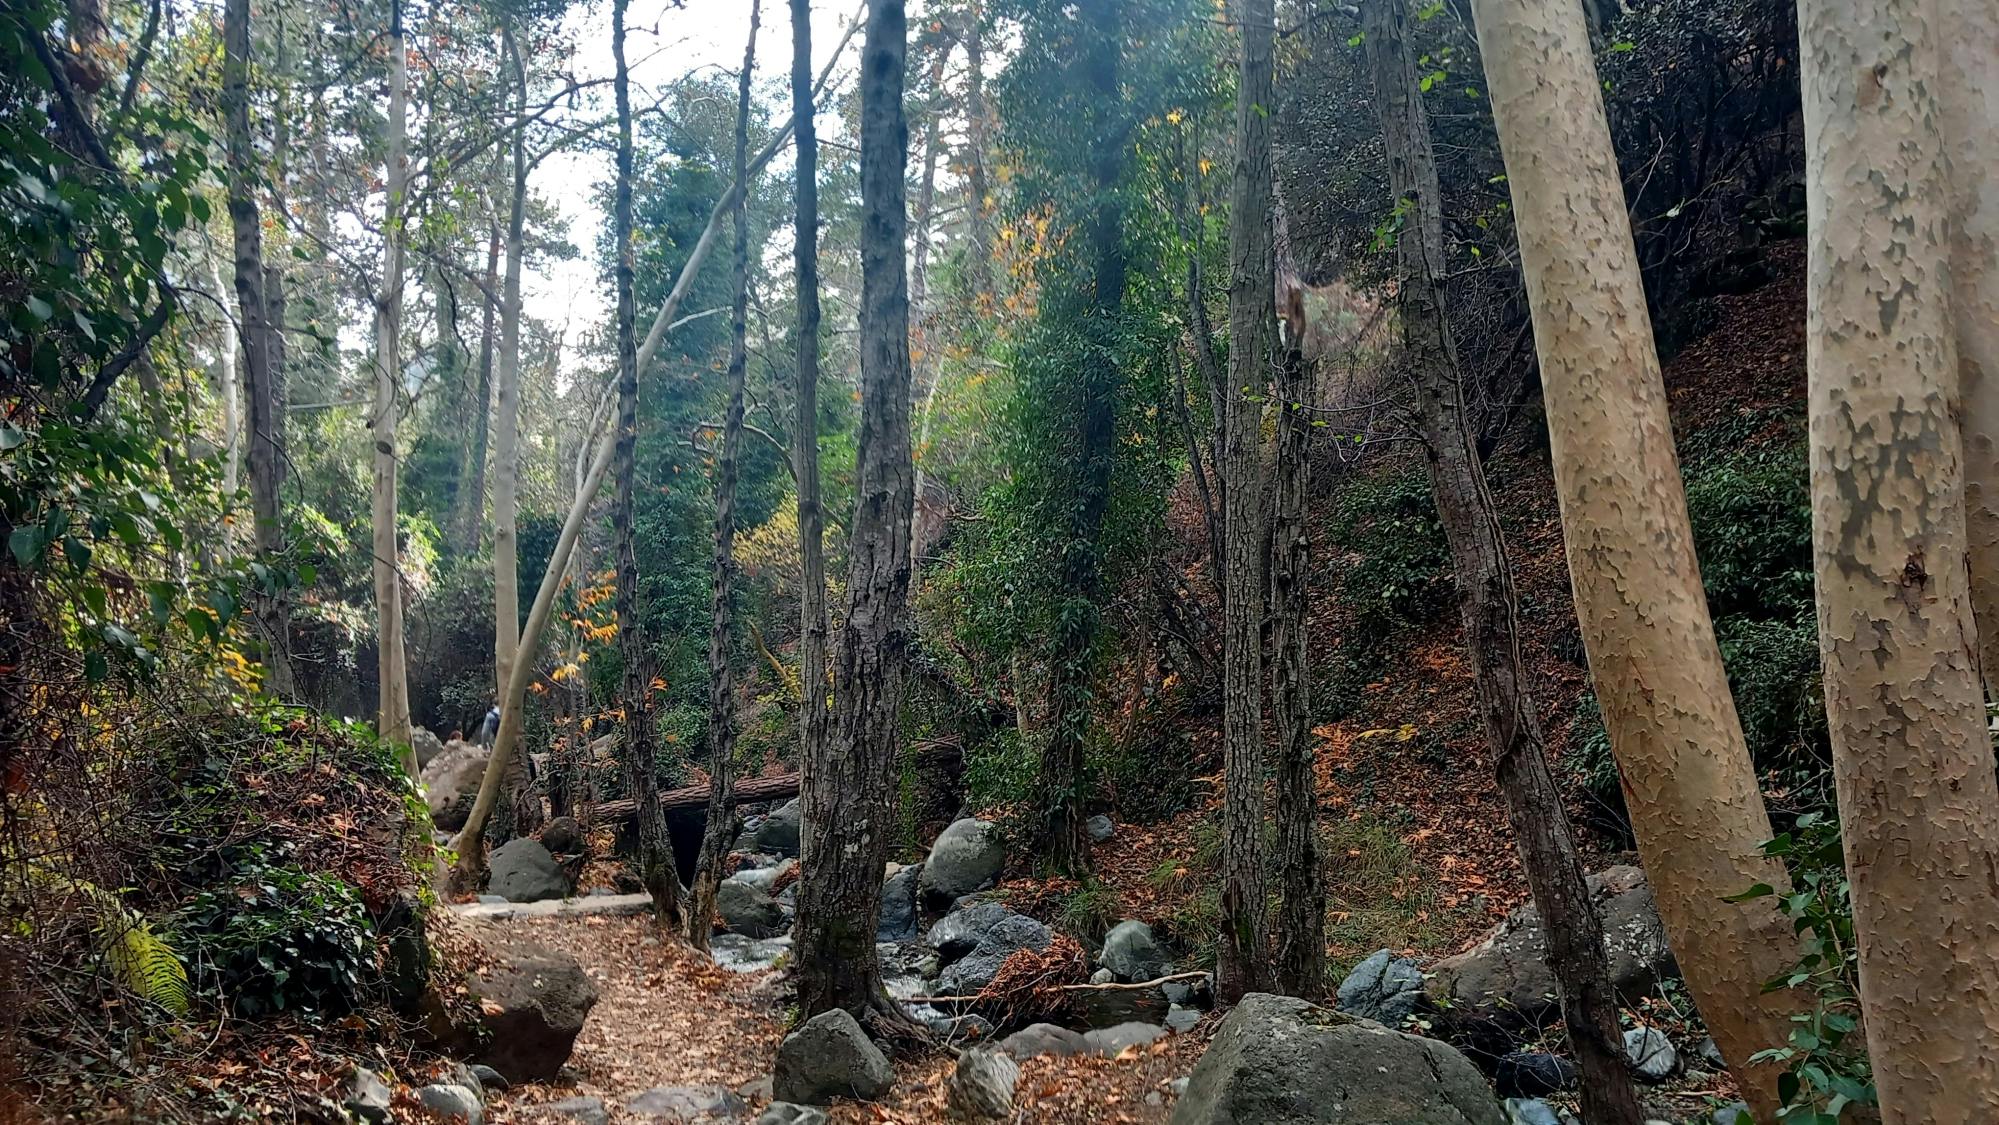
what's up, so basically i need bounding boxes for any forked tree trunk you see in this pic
[1034,0,1125,878]
[793,0,914,1023]
[1364,2,1636,1115]
[1470,0,1802,1115]
[609,0,684,931]
[1801,2,1999,1118]
[688,0,761,950]
[1217,0,1275,1004]
[372,0,413,762]
[789,0,832,926]
[1943,1,1999,700]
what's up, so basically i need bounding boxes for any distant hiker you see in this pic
[476,705,500,747]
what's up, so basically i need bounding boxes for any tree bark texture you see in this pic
[453,219,499,556]
[1800,2,1999,1118]
[688,0,761,950]
[1469,0,1803,1115]
[1364,2,1637,1116]
[960,1,995,307]
[1217,0,1276,1004]
[371,0,414,763]
[794,0,913,1023]
[493,23,527,705]
[610,0,685,932]
[1268,334,1321,999]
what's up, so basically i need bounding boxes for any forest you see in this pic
[5,0,1999,1121]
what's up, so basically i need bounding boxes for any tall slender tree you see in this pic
[688,0,761,949]
[371,0,414,761]
[1801,0,1999,1117]
[609,0,684,930]
[493,22,527,718]
[1217,0,1276,1002]
[793,0,914,1023]
[1470,0,1803,1114]
[1363,1,1636,1114]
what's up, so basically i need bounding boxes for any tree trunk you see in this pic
[688,0,761,950]
[449,21,860,888]
[210,256,241,521]
[1943,2,1999,701]
[1217,0,1276,1004]
[454,219,499,556]
[1269,335,1320,998]
[607,0,685,932]
[1801,2,1999,1118]
[789,0,833,948]
[794,0,913,1023]
[960,1,995,306]
[910,103,946,509]
[1035,0,1125,877]
[369,0,413,764]
[494,23,527,706]
[1470,0,1803,1115]
[1364,2,1637,1115]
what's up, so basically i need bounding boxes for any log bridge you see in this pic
[590,772,800,823]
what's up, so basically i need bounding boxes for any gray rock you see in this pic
[717,877,786,938]
[1162,974,1213,1008]
[1502,1099,1578,1125]
[1091,967,1116,984]
[878,864,921,942]
[1086,814,1115,842]
[919,818,1007,908]
[1336,948,1428,1025]
[1166,1005,1201,1033]
[420,741,490,830]
[475,893,508,904]
[1623,1026,1678,1082]
[1697,1036,1726,1070]
[998,1022,1090,1060]
[539,815,586,856]
[418,1084,482,1123]
[488,838,571,903]
[1085,1022,1167,1056]
[1099,920,1172,982]
[626,1084,747,1119]
[468,1064,508,1093]
[1495,1052,1576,1097]
[926,900,1052,995]
[547,1096,609,1125]
[947,1047,1019,1120]
[412,727,446,768]
[1711,1101,1753,1125]
[733,859,796,892]
[1429,866,1676,1024]
[441,1061,485,1100]
[736,1075,775,1100]
[1170,993,1503,1125]
[758,1105,830,1125]
[456,935,600,1081]
[754,799,803,856]
[772,1008,895,1106]
[343,1066,392,1123]
[1167,1077,1190,1097]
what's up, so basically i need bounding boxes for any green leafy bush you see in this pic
[177,850,377,1018]
[1328,469,1450,653]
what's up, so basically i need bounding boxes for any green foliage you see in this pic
[1057,879,1122,945]
[23,864,190,1017]
[1684,435,1814,619]
[961,727,1040,812]
[1728,813,1875,1122]
[1328,469,1451,654]
[177,848,377,1019]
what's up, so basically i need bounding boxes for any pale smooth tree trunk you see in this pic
[789,0,832,915]
[494,23,527,706]
[453,218,499,556]
[1217,0,1275,1004]
[793,0,914,1025]
[1801,2,1999,1118]
[688,0,760,949]
[448,14,861,888]
[371,0,413,764]
[210,257,241,513]
[959,0,995,305]
[1942,1,1999,698]
[1469,0,1802,1115]
[1364,1,1636,1114]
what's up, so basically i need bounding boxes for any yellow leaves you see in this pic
[1358,723,1418,742]
[1198,157,1213,176]
[1165,107,1185,125]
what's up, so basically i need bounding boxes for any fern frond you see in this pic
[100,917,191,1016]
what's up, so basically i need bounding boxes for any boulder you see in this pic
[717,877,786,938]
[1084,1022,1166,1056]
[1098,920,1172,982]
[421,741,490,830]
[1428,866,1675,1024]
[1696,1036,1726,1071]
[343,1066,392,1124]
[412,727,447,768]
[434,933,600,1082]
[1335,948,1427,1026]
[758,1106,831,1125]
[547,1097,609,1125]
[1086,814,1115,843]
[540,815,587,856]
[877,864,921,942]
[418,1084,482,1123]
[1502,1100,1576,1125]
[1166,1006,1201,1033]
[998,1022,1089,1060]
[753,798,803,856]
[1622,1027,1678,1082]
[1170,993,1503,1125]
[919,818,1007,909]
[626,1085,747,1119]
[488,838,571,903]
[772,1008,895,1106]
[1494,1052,1576,1098]
[1712,1102,1753,1125]
[926,900,1052,995]
[947,1047,1019,1120]
[467,1064,508,1093]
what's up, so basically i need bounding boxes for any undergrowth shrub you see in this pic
[177,848,377,1018]
[1327,468,1450,661]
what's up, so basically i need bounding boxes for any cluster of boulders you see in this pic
[344,1061,513,1125]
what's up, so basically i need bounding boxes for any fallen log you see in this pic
[590,772,801,823]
